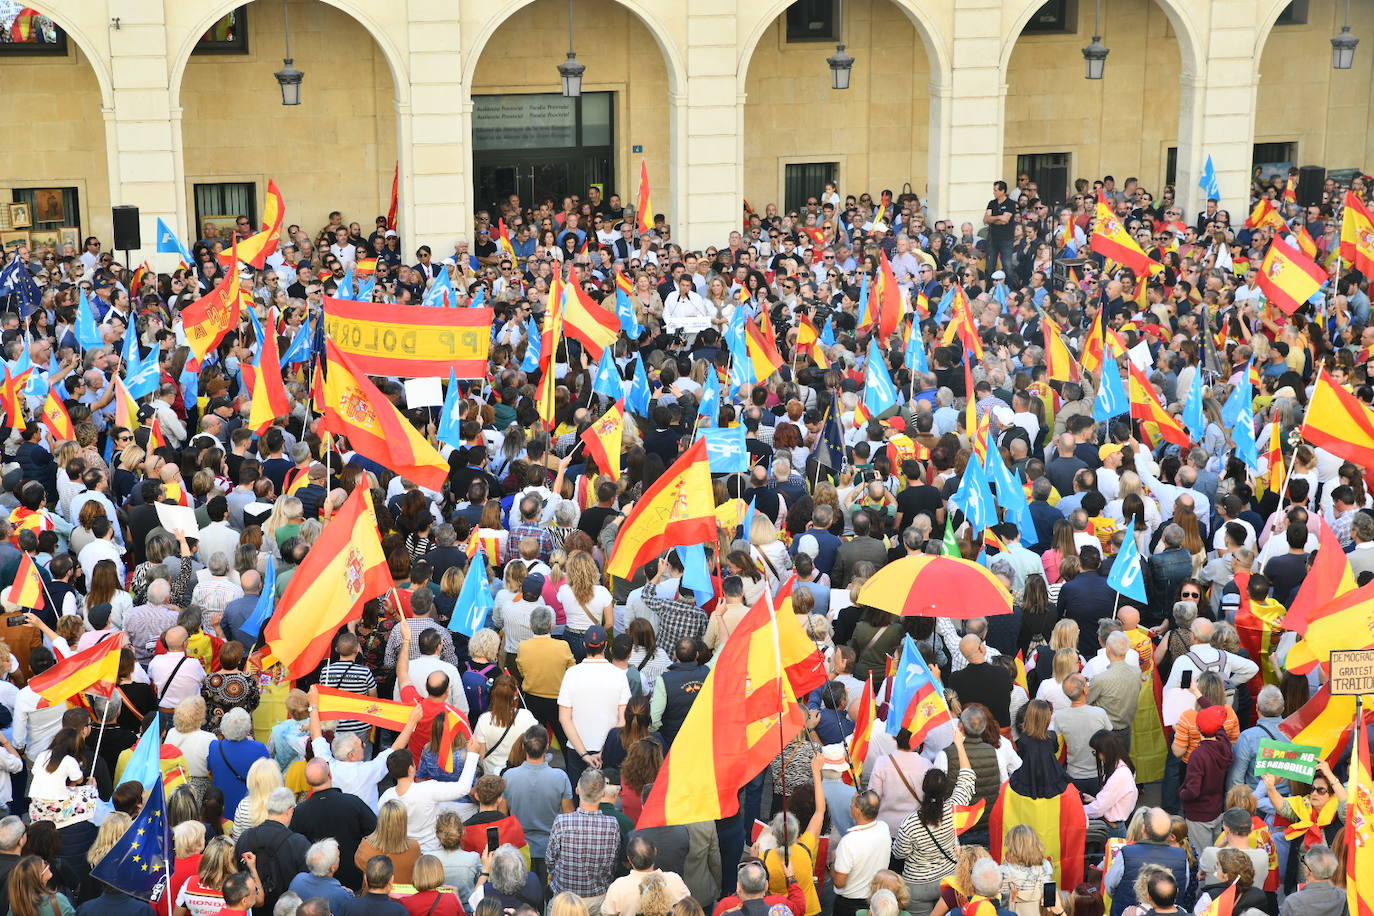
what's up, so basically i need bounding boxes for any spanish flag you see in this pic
[745,319,785,380]
[183,241,244,360]
[1256,236,1326,315]
[1301,370,1374,468]
[1081,309,1107,376]
[796,315,819,350]
[1284,575,1374,676]
[244,309,291,435]
[321,340,449,491]
[264,485,391,677]
[1284,520,1356,649]
[438,706,474,770]
[1127,362,1189,447]
[941,285,983,359]
[1040,311,1080,382]
[386,162,399,230]
[1341,190,1374,277]
[1263,418,1285,495]
[0,368,30,429]
[874,250,903,342]
[495,219,518,262]
[147,416,166,451]
[1348,714,1374,916]
[954,800,987,835]
[1089,195,1163,279]
[580,399,625,481]
[9,8,39,41]
[4,552,43,610]
[28,633,122,707]
[354,258,377,275]
[40,390,73,443]
[606,437,716,580]
[845,675,876,784]
[636,161,653,235]
[989,782,1088,890]
[217,180,285,270]
[1246,198,1286,231]
[1294,225,1319,260]
[315,686,412,730]
[112,375,140,431]
[536,273,565,430]
[614,268,634,296]
[1013,651,1029,693]
[636,591,825,827]
[563,267,620,360]
[1205,880,1238,916]
[1279,684,1363,761]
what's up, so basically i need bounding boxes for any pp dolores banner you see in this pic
[323,297,492,378]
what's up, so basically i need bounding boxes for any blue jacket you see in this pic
[1107,841,1192,916]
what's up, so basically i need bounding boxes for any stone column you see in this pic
[405,4,470,253]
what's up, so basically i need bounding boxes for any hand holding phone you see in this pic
[486,826,500,853]
[1043,882,1058,909]
[1180,669,1193,690]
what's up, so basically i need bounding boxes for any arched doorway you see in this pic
[1002,0,1197,207]
[739,0,944,217]
[466,0,678,226]
[0,4,113,248]
[171,0,399,250]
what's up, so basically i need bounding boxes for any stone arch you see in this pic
[28,4,114,110]
[998,0,1206,81]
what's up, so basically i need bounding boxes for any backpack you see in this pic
[246,828,294,897]
[462,662,498,716]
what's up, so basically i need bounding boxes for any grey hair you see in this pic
[1161,523,1185,548]
[769,811,799,847]
[1303,844,1338,879]
[220,707,253,741]
[488,845,528,895]
[90,692,122,725]
[870,890,901,916]
[960,704,988,735]
[577,768,607,802]
[1097,618,1123,644]
[971,858,1002,896]
[0,816,24,851]
[208,552,231,577]
[737,862,769,896]
[1172,600,1198,629]
[530,606,554,635]
[554,501,576,526]
[266,787,296,816]
[331,732,362,761]
[273,893,301,916]
[306,839,339,877]
[1257,684,1285,718]
[1104,631,1130,657]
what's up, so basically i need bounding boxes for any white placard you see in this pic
[1127,341,1153,373]
[154,503,200,538]
[404,377,445,408]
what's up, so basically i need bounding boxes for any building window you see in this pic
[194,182,257,243]
[0,2,67,55]
[1275,1,1308,25]
[1021,0,1076,34]
[9,188,80,253]
[786,0,838,43]
[1015,153,1071,208]
[194,7,248,54]
[1165,147,1178,187]
[784,163,837,214]
[1253,142,1298,180]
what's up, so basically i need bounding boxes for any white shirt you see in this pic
[378,752,480,852]
[662,290,711,333]
[399,656,467,714]
[311,738,399,809]
[1082,648,1141,680]
[13,687,66,763]
[833,819,893,899]
[557,659,630,752]
[78,537,125,585]
[29,751,82,800]
[148,652,206,709]
[151,398,188,447]
[1163,644,1260,691]
[197,521,240,566]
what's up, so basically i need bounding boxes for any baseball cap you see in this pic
[584,625,608,651]
[88,602,113,630]
[991,270,1006,280]
[207,396,233,413]
[1098,443,1125,462]
[521,574,545,600]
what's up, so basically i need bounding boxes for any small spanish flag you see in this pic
[845,675,876,785]
[4,552,44,610]
[315,685,413,731]
[580,399,625,482]
[1014,651,1029,693]
[148,416,167,450]
[438,706,474,771]
[355,258,377,275]
[0,368,30,429]
[954,799,987,835]
[40,389,74,443]
[1246,198,1285,231]
[28,633,123,708]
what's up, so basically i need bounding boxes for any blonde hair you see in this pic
[566,551,600,606]
[549,892,590,916]
[173,696,207,734]
[411,855,446,893]
[1002,824,1047,867]
[1050,619,1079,652]
[503,560,527,595]
[1052,647,1079,683]
[244,758,284,828]
[88,813,133,865]
[172,820,207,860]
[749,514,781,547]
[367,799,411,855]
[870,870,910,909]
[285,688,309,721]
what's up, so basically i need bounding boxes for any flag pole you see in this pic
[756,547,791,868]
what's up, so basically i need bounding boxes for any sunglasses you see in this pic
[1180,591,1201,599]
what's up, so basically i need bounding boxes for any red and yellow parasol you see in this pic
[855,554,1013,619]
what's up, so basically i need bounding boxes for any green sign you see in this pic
[1255,738,1321,782]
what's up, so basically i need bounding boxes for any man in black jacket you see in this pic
[235,788,311,916]
[291,759,377,891]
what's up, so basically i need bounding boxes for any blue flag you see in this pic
[725,307,754,387]
[75,289,102,350]
[437,369,465,450]
[450,550,495,637]
[469,286,485,308]
[179,360,199,411]
[949,455,997,534]
[1198,154,1221,203]
[1107,527,1148,603]
[592,347,625,401]
[1182,366,1206,443]
[335,264,355,301]
[863,341,899,417]
[279,314,314,367]
[1221,359,1253,427]
[820,316,837,347]
[696,425,748,473]
[237,556,276,642]
[423,267,452,308]
[520,317,541,373]
[121,715,162,791]
[886,635,945,736]
[935,286,956,323]
[0,256,40,316]
[355,276,376,302]
[741,497,757,544]
[626,352,652,417]
[615,288,640,337]
[697,369,719,427]
[677,544,714,604]
[812,406,846,470]
[90,774,172,902]
[1093,358,1129,421]
[124,343,161,400]
[904,327,928,374]
[984,430,1028,514]
[991,280,1008,309]
[1233,401,1260,471]
[245,305,267,355]
[155,218,193,265]
[856,272,871,330]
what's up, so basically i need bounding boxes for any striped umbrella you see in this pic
[856,554,1012,619]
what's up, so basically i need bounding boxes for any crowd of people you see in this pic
[0,161,1364,916]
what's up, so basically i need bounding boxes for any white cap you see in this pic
[991,270,1006,280]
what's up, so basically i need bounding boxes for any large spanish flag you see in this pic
[4,552,43,610]
[874,250,903,342]
[1341,190,1374,277]
[637,597,825,827]
[1349,711,1374,916]
[1302,370,1374,468]
[580,399,625,481]
[183,242,243,360]
[217,180,285,270]
[1090,195,1163,279]
[536,273,565,430]
[321,340,449,491]
[636,161,653,235]
[846,675,876,783]
[264,485,391,676]
[1285,575,1374,675]
[1280,684,1364,761]
[40,389,73,443]
[606,437,716,580]
[745,320,785,380]
[315,686,412,730]
[1283,518,1356,654]
[989,782,1088,891]
[28,633,122,707]
[1256,236,1326,315]
[244,309,291,435]
[563,268,620,360]
[1127,363,1189,447]
[323,296,493,379]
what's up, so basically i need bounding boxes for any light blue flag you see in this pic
[1198,154,1221,203]
[976,548,991,569]
[423,268,451,308]
[984,429,1028,513]
[437,369,465,450]
[119,315,137,368]
[125,344,161,399]
[949,455,997,533]
[1221,359,1253,427]
[1233,401,1261,471]
[886,635,945,736]
[592,347,624,401]
[904,328,928,374]
[935,286,956,323]
[1182,365,1206,443]
[121,715,163,790]
[991,281,1008,309]
[696,426,748,473]
[615,289,640,337]
[856,273,871,330]
[74,289,102,350]
[820,316,837,347]
[520,317,541,372]
[355,276,376,301]
[741,497,757,544]
[677,544,714,605]
[1107,527,1148,603]
[237,556,276,642]
[450,551,495,637]
[469,286,485,308]
[245,306,267,355]
[1094,358,1129,421]
[725,307,754,387]
[335,264,355,301]
[279,314,314,367]
[697,369,719,427]
[626,352,652,417]
[863,341,899,417]
[155,218,193,265]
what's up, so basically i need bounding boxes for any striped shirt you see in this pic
[892,767,976,884]
[317,659,377,736]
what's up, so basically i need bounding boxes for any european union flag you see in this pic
[90,774,172,902]
[449,550,495,637]
[812,405,845,470]
[0,256,40,316]
[696,425,747,473]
